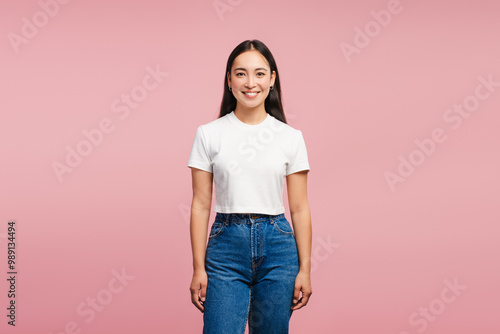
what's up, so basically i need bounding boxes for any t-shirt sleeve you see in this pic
[286,130,310,176]
[187,125,213,173]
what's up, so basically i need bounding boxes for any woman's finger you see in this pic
[191,288,205,312]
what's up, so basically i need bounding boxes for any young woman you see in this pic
[187,39,312,333]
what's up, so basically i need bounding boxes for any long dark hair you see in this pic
[218,39,287,124]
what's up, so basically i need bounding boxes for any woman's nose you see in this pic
[245,75,255,87]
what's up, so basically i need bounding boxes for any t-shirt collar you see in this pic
[227,110,270,128]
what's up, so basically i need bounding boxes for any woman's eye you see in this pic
[236,73,265,77]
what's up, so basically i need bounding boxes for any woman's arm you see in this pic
[189,168,213,312]
[286,170,313,310]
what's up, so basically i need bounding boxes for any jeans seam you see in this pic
[251,222,264,268]
[252,256,264,268]
[208,223,226,240]
[274,219,294,236]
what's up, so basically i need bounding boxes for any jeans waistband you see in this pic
[215,212,285,223]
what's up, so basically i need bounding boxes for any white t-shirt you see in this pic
[187,110,310,215]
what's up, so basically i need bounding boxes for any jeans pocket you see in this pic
[209,220,226,240]
[273,218,294,236]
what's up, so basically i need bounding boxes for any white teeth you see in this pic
[245,92,258,96]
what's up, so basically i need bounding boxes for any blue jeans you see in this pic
[203,212,299,334]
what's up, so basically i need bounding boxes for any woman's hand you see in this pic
[189,270,208,312]
[291,270,312,310]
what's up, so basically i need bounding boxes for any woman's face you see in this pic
[227,50,276,111]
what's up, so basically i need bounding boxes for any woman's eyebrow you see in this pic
[234,67,268,72]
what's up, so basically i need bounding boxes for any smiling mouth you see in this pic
[243,91,260,98]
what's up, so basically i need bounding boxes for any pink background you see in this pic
[1,0,499,333]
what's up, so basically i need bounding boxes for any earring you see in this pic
[270,86,274,91]
[228,86,232,91]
